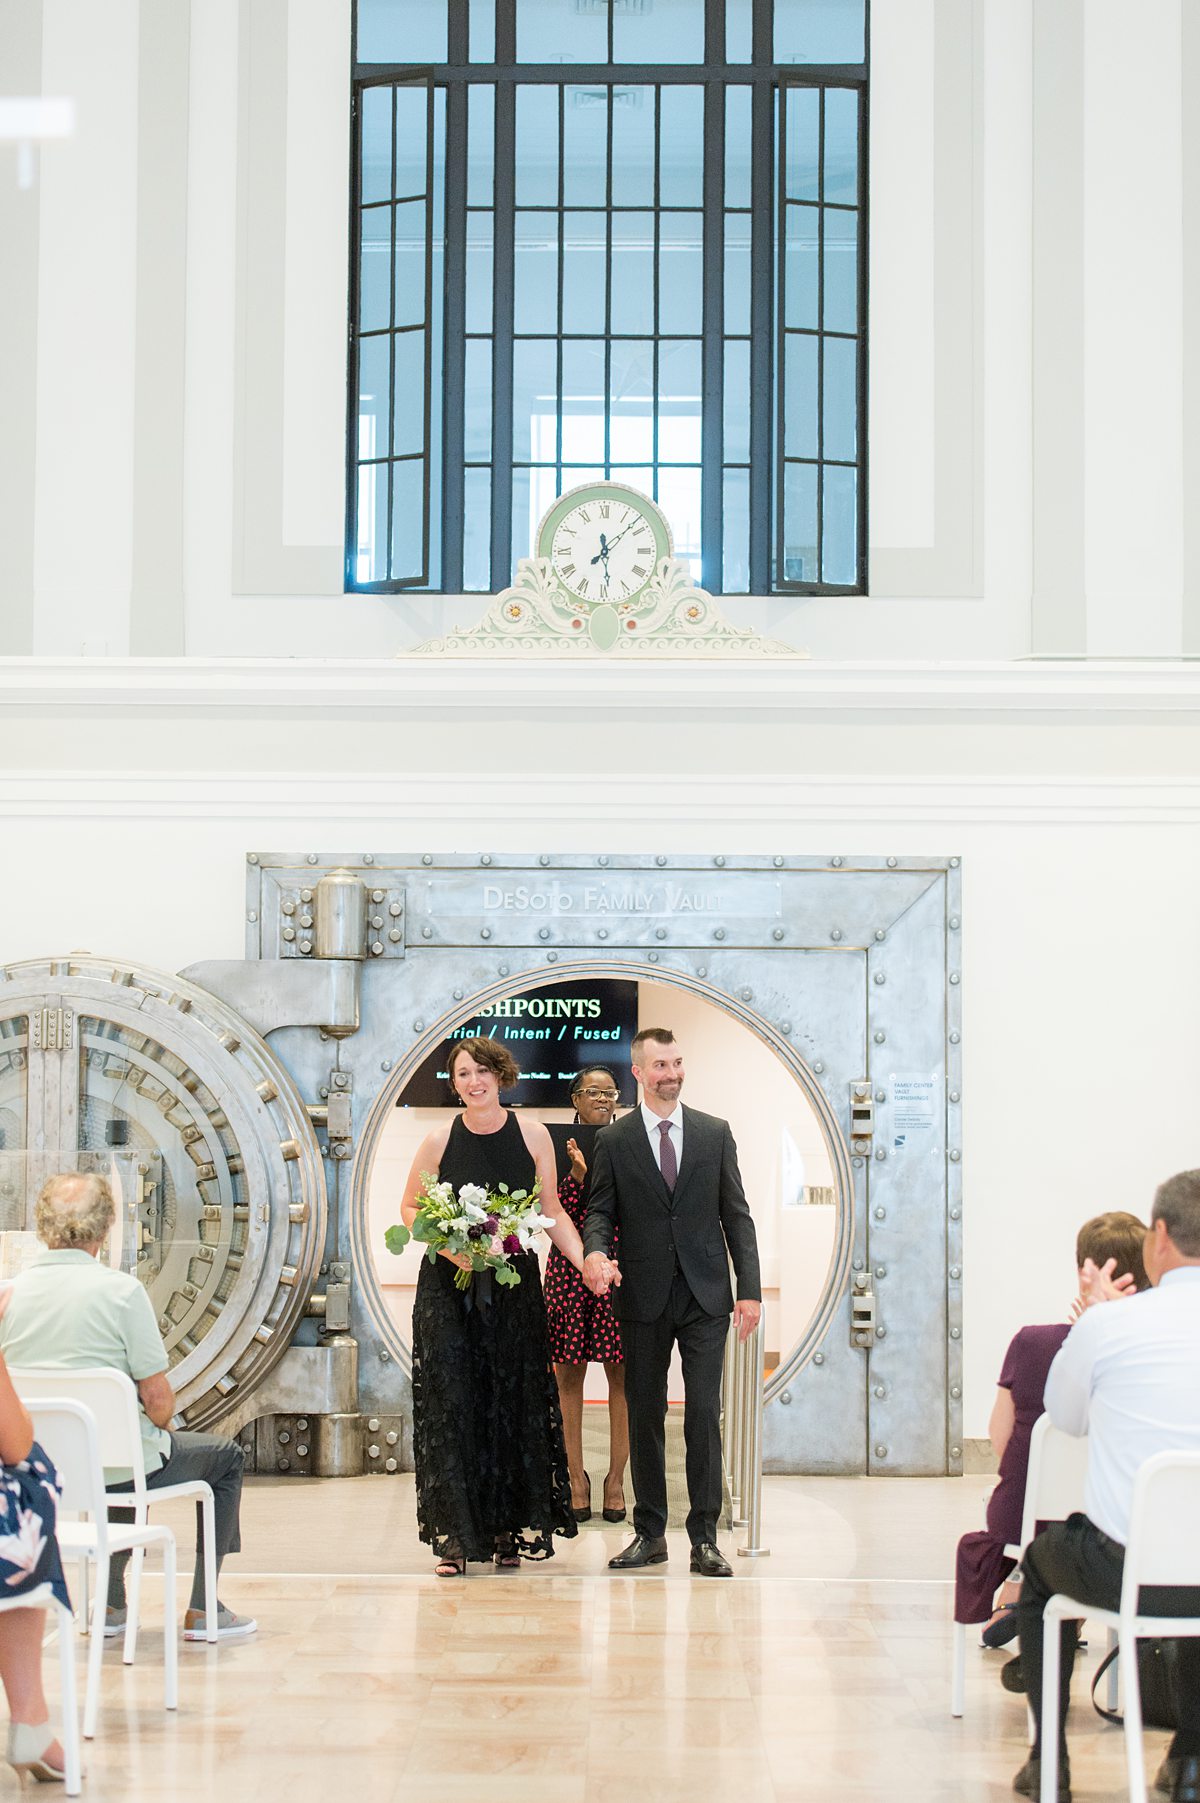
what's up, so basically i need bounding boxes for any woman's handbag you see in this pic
[1091,1639,1181,1731]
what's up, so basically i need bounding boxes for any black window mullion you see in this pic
[652,86,661,494]
[555,84,565,487]
[386,86,398,579]
[603,86,613,478]
[441,80,468,592]
[773,87,786,591]
[856,81,869,593]
[816,87,825,584]
[490,82,515,587]
[748,77,773,593]
[701,77,725,592]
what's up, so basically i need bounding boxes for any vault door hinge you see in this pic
[850,1270,876,1350]
[31,1006,73,1053]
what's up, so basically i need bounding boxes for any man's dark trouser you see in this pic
[619,1271,729,1547]
[106,1430,246,1612]
[1017,1511,1200,1762]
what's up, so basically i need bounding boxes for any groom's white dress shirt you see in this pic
[641,1101,683,1180]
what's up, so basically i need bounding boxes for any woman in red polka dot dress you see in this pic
[545,1068,629,1522]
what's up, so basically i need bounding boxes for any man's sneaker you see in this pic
[102,1607,127,1639]
[183,1605,257,1642]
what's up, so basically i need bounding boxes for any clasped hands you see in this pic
[1070,1255,1137,1320]
[582,1252,622,1296]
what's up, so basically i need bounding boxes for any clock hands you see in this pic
[593,517,640,560]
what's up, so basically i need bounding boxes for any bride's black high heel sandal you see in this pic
[493,1534,521,1569]
[435,1540,466,1577]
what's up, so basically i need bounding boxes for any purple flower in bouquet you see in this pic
[502,1233,521,1256]
[466,1223,487,1241]
[484,1215,499,1233]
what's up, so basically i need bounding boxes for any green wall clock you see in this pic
[535,482,672,649]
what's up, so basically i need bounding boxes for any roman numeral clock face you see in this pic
[538,484,671,609]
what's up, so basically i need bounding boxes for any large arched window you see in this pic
[348,0,867,597]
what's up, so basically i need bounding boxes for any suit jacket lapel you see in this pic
[625,1110,674,1209]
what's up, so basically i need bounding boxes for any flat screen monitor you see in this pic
[396,978,638,1109]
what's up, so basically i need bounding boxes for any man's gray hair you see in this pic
[35,1171,116,1250]
[1151,1169,1200,1259]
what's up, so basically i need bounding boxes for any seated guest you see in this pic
[0,1172,255,1642]
[955,1212,1149,1651]
[1013,1171,1200,1803]
[0,1295,70,1784]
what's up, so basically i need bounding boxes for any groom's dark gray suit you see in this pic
[582,1104,760,1546]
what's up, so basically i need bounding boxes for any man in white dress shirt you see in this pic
[1013,1169,1200,1803]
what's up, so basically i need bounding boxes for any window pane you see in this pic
[723,338,750,463]
[562,213,608,335]
[465,212,493,333]
[658,213,702,335]
[783,334,818,460]
[392,331,426,455]
[394,197,427,328]
[613,0,703,62]
[823,208,857,332]
[395,85,429,198]
[356,460,389,582]
[775,0,866,65]
[563,88,608,206]
[468,0,494,62]
[822,336,856,463]
[822,464,857,583]
[358,334,391,456]
[361,87,392,205]
[824,88,858,204]
[782,462,818,584]
[464,337,492,459]
[724,210,751,334]
[722,468,750,590]
[609,212,654,336]
[610,89,655,207]
[659,88,704,205]
[517,0,606,62]
[725,88,752,209]
[390,458,425,581]
[608,340,654,462]
[727,0,753,62]
[514,211,558,334]
[358,0,447,62]
[561,339,607,464]
[656,467,702,575]
[463,466,491,588]
[512,338,559,460]
[360,207,392,332]
[658,340,702,465]
[783,203,818,330]
[515,86,559,205]
[784,87,820,202]
[467,87,494,205]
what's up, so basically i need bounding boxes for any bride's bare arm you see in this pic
[400,1122,471,1268]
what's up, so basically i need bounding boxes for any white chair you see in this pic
[952,1416,1091,1716]
[20,1394,177,1740]
[11,1369,216,1654]
[1039,1451,1200,1803]
[0,1576,82,1795]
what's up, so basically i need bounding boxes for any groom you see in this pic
[582,1027,761,1577]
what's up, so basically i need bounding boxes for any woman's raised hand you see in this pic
[566,1137,588,1185]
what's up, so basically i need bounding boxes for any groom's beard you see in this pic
[646,1078,683,1103]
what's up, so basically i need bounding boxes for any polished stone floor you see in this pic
[32,1469,1163,1802]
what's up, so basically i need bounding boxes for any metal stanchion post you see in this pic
[729,1321,746,1522]
[737,1319,770,1558]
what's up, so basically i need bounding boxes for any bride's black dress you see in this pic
[411,1109,577,1561]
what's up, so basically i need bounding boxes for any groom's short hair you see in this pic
[632,1027,676,1060]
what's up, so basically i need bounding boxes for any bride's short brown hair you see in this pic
[447,1035,521,1094]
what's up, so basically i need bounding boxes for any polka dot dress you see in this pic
[544,1174,624,1365]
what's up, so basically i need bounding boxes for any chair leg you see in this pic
[123,1545,144,1666]
[76,1556,89,1634]
[1040,1608,1061,1803]
[55,1602,82,1796]
[162,1538,178,1712]
[82,1559,106,1741]
[951,1619,966,1716]
[1120,1626,1147,1803]
[1106,1624,1119,1712]
[202,1492,217,1642]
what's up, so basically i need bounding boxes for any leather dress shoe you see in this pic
[1012,1753,1071,1802]
[1172,1755,1200,1803]
[608,1535,668,1570]
[689,1541,732,1578]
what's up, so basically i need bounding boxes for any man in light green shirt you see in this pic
[0,1172,256,1642]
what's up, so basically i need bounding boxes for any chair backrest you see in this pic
[1016,1414,1089,1553]
[19,1396,111,1550]
[1122,1451,1200,1602]
[10,1367,147,1498]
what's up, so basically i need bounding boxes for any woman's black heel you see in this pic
[572,1474,592,1523]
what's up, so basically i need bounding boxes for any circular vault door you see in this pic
[0,956,326,1429]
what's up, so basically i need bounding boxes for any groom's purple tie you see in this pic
[657,1119,677,1192]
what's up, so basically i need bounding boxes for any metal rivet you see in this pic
[385,1458,398,1473]
[363,853,375,865]
[481,854,492,866]
[951,1445,962,1460]
[714,927,726,941]
[655,927,667,940]
[597,928,608,940]
[873,1030,886,1044]
[875,1445,888,1459]
[367,1445,380,1459]
[300,914,313,930]
[421,925,432,938]
[949,915,960,930]
[740,987,752,1001]
[714,855,725,867]
[780,1390,792,1404]
[781,1021,793,1035]
[648,951,659,963]
[852,1258,863,1272]
[873,971,886,985]
[367,1418,380,1432]
[874,928,886,942]
[481,927,492,939]
[949,1030,961,1045]
[949,1326,961,1340]
[875,1326,887,1339]
[247,910,258,923]
[370,889,384,903]
[656,855,667,867]
[390,900,402,916]
[949,1149,961,1162]
[389,929,402,943]
[247,853,259,865]
[696,966,707,977]
[951,1385,962,1399]
[422,853,432,865]
[547,951,558,962]
[874,1147,887,1161]
[874,1206,886,1220]
[886,856,898,868]
[812,1059,823,1073]
[852,1155,863,1168]
[813,1352,824,1366]
[831,856,844,868]
[307,853,318,865]
[772,927,785,941]
[538,927,550,941]
[874,1265,886,1279]
[830,927,842,942]
[949,971,960,986]
[949,1206,961,1220]
[371,942,384,955]
[874,1384,885,1399]
[282,927,295,942]
[950,1265,961,1280]
[949,856,960,867]
[299,941,312,956]
[277,1430,291,1445]
[452,988,463,1001]
[875,1089,886,1102]
[282,900,295,916]
[773,856,784,868]
[414,1020,424,1032]
[379,1348,390,1361]
[498,965,509,977]
[385,1430,398,1446]
[381,1059,392,1071]
[539,854,549,867]
[949,1090,960,1104]
[598,855,609,866]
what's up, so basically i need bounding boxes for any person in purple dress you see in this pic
[955,1211,1150,1655]
[545,1067,629,1523]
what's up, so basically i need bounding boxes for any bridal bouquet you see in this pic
[385,1176,553,1291]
